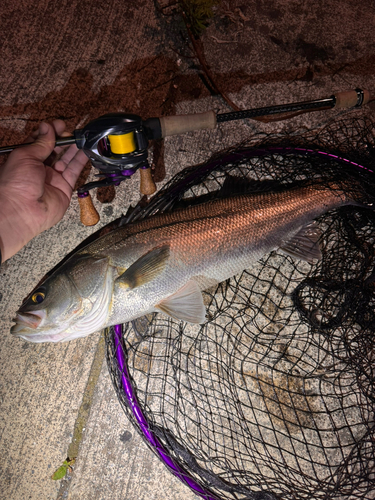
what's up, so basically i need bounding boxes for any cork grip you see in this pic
[140,167,156,195]
[78,193,100,226]
[159,110,217,138]
[335,89,370,108]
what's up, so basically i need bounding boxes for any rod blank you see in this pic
[0,136,76,155]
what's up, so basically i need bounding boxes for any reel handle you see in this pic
[77,192,100,226]
[140,166,156,195]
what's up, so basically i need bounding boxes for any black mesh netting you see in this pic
[106,117,375,500]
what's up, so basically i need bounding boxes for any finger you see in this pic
[44,122,66,166]
[44,166,72,206]
[53,120,77,156]
[52,119,67,153]
[17,122,57,162]
[61,149,88,189]
[25,127,40,143]
[51,119,66,137]
[55,137,77,160]
[54,144,81,173]
[26,120,68,148]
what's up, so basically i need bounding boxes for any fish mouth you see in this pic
[11,310,46,336]
[11,311,83,343]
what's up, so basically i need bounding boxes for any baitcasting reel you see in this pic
[72,111,217,225]
[73,113,159,226]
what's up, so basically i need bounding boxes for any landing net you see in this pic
[106,118,375,500]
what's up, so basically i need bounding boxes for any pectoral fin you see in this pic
[116,245,170,289]
[280,222,322,263]
[155,280,206,324]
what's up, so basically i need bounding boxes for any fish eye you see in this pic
[31,291,45,304]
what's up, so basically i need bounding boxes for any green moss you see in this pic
[51,458,76,480]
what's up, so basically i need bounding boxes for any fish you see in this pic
[11,180,368,343]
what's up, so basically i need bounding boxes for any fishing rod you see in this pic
[0,88,370,226]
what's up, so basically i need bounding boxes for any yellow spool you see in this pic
[108,131,136,154]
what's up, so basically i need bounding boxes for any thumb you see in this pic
[22,122,56,162]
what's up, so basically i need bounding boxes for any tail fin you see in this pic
[326,179,375,209]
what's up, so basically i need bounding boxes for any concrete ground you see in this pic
[0,1,374,499]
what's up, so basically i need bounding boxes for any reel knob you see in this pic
[139,165,156,195]
[77,192,100,226]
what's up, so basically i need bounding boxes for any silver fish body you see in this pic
[11,182,359,342]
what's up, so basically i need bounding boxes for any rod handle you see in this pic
[77,193,100,226]
[139,166,156,195]
[335,89,370,108]
[159,110,217,138]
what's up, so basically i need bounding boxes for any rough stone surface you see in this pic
[0,0,374,499]
[64,363,198,500]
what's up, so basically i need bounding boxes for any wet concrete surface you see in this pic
[0,0,374,498]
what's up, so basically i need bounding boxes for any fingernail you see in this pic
[39,122,49,136]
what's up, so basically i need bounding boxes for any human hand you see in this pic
[0,120,88,262]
